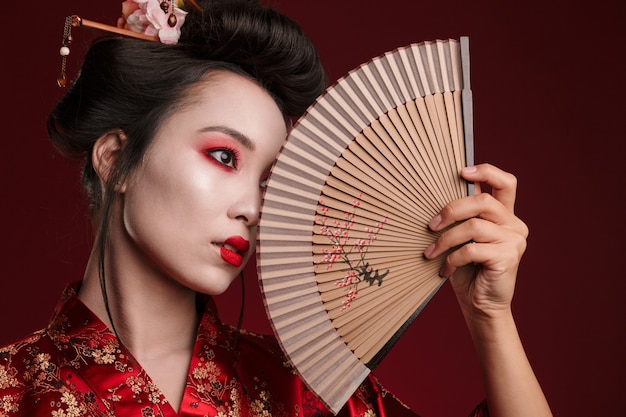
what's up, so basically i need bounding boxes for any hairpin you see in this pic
[57,15,156,88]
[57,0,200,87]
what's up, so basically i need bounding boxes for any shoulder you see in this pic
[1,328,51,377]
[0,329,56,416]
[0,329,111,417]
[1,328,47,350]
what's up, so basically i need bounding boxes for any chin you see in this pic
[192,273,239,296]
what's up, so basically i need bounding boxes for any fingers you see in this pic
[424,218,527,277]
[428,192,526,236]
[424,215,527,261]
[423,163,528,278]
[429,163,525,233]
[440,235,526,279]
[461,164,518,211]
[425,217,501,259]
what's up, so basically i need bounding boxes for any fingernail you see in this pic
[429,214,442,230]
[462,166,477,174]
[439,266,451,278]
[424,243,435,258]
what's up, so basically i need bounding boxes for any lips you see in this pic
[219,236,250,267]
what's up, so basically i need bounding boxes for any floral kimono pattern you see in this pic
[0,283,488,417]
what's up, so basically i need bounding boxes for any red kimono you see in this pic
[0,283,488,416]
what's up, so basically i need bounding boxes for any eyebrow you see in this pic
[198,125,255,151]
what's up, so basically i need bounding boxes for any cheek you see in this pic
[122,167,193,244]
[122,188,169,250]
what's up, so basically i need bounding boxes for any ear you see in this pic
[92,130,128,193]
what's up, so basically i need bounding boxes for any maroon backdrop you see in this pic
[2,1,624,416]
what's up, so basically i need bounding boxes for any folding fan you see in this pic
[257,37,474,414]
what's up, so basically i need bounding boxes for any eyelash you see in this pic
[206,148,239,169]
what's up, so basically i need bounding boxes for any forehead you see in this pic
[151,70,288,150]
[181,70,281,116]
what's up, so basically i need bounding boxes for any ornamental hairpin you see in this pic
[58,0,200,87]
[56,15,157,87]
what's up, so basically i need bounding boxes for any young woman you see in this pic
[0,1,552,416]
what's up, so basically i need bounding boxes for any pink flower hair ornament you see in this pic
[119,0,188,45]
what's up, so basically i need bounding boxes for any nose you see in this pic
[227,180,261,226]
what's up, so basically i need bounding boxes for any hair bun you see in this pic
[180,0,326,116]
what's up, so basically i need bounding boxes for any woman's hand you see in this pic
[423,163,529,321]
[424,164,552,417]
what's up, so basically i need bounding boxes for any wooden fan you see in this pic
[257,37,474,414]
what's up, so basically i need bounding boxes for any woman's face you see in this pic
[120,71,287,295]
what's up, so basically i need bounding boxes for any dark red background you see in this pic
[2,1,624,416]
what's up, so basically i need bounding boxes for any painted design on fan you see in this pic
[315,196,388,310]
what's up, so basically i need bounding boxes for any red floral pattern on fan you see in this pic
[315,195,389,310]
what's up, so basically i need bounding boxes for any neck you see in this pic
[80,239,200,412]
[80,246,200,357]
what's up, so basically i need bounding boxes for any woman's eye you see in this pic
[208,149,237,168]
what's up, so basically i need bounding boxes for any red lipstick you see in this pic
[220,236,250,267]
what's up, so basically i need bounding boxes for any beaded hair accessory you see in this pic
[58,0,200,87]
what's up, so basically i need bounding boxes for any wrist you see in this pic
[462,306,517,345]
